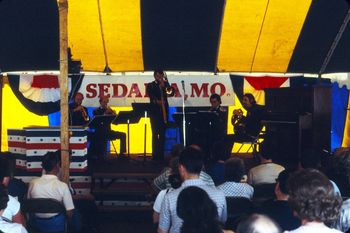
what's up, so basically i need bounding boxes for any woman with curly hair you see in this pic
[285,169,343,233]
[177,186,233,233]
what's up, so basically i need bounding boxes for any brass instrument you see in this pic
[163,73,175,97]
[81,106,89,121]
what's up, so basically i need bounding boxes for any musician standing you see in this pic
[146,70,171,161]
[89,96,126,158]
[225,93,265,155]
[69,92,89,126]
[209,94,228,141]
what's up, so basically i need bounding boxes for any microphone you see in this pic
[181,80,185,91]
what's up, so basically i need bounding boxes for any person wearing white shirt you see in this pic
[0,184,27,233]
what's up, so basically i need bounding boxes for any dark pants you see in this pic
[150,114,166,161]
[89,129,127,157]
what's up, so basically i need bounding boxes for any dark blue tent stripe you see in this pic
[288,0,350,73]
[140,0,225,72]
[0,0,59,72]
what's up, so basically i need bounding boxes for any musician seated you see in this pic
[225,93,265,154]
[89,96,126,158]
[69,92,89,126]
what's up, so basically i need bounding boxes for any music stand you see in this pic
[88,115,117,129]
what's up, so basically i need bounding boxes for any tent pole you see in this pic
[58,0,69,184]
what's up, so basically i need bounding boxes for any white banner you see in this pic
[79,74,235,107]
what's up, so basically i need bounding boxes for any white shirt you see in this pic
[218,181,254,199]
[0,217,27,233]
[153,189,172,213]
[284,222,342,233]
[27,174,74,218]
[248,163,285,185]
[2,195,20,221]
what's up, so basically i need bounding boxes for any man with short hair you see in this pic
[258,170,300,231]
[69,92,89,126]
[0,157,26,227]
[158,146,227,233]
[0,185,27,233]
[247,141,285,185]
[27,151,79,232]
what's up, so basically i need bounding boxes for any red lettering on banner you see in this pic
[128,83,142,97]
[98,84,110,98]
[86,84,97,98]
[171,83,182,97]
[210,83,226,96]
[190,83,209,97]
[144,83,149,97]
[111,84,127,97]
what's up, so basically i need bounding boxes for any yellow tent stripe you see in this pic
[218,0,269,72]
[218,0,311,72]
[68,0,143,72]
[342,96,350,147]
[252,0,312,72]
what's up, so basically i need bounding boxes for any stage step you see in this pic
[96,205,153,212]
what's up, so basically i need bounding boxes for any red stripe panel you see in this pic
[26,142,87,150]
[27,167,88,173]
[31,75,59,88]
[245,76,289,90]
[71,182,91,189]
[8,141,26,148]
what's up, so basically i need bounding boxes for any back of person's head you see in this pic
[224,157,246,182]
[0,157,10,183]
[169,157,182,189]
[236,214,281,233]
[177,186,221,233]
[179,146,204,175]
[42,151,60,173]
[330,148,350,177]
[171,144,184,158]
[276,170,291,194]
[0,184,9,211]
[287,169,342,223]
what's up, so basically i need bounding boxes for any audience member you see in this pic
[0,184,27,233]
[27,151,80,233]
[153,158,182,224]
[285,169,342,233]
[218,157,254,199]
[236,214,281,233]
[206,141,229,186]
[300,149,341,196]
[177,186,233,233]
[158,146,227,233]
[247,141,284,185]
[153,145,214,191]
[0,157,26,227]
[334,198,350,233]
[258,170,300,231]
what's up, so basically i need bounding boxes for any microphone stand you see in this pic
[181,81,186,147]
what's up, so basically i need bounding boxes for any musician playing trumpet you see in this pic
[90,96,126,158]
[146,70,174,161]
[69,92,90,126]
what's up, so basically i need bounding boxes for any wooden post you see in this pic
[58,0,69,184]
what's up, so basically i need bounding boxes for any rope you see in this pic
[250,0,270,72]
[319,7,350,75]
[97,0,111,72]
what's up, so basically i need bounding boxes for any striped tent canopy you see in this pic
[0,0,350,73]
